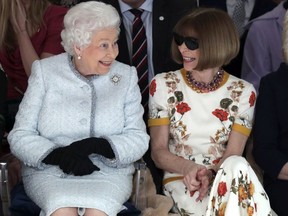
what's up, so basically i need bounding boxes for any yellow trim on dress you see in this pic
[148,117,170,127]
[163,176,184,186]
[232,123,251,136]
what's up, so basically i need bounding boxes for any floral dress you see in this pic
[148,69,271,216]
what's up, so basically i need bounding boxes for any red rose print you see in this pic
[149,79,157,96]
[212,109,229,121]
[249,91,256,107]
[212,158,221,165]
[217,181,227,197]
[176,102,191,114]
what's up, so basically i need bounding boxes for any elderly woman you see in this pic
[8,2,149,216]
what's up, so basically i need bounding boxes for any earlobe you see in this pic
[74,45,82,60]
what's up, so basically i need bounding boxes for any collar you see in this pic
[118,0,153,13]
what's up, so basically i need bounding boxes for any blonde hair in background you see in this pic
[0,0,50,50]
[283,10,288,64]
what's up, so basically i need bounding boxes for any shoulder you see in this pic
[261,63,288,85]
[227,73,256,92]
[153,70,182,81]
[39,53,67,65]
[248,3,284,25]
[33,53,68,74]
[162,0,197,8]
[153,0,197,17]
[44,4,69,20]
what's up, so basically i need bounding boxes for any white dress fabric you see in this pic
[148,69,271,215]
[8,53,149,216]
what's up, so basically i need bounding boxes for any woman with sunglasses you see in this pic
[148,7,271,215]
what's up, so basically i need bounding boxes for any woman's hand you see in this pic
[182,162,206,200]
[10,0,27,34]
[196,168,214,201]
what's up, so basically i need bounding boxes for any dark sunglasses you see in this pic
[173,32,199,50]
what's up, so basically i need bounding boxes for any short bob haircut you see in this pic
[171,7,240,71]
[61,1,120,55]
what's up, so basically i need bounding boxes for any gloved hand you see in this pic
[42,147,65,165]
[43,146,100,176]
[67,137,115,159]
[57,150,100,176]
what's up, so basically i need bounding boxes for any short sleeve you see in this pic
[232,83,257,136]
[148,74,170,127]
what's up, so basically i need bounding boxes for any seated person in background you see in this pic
[241,0,287,92]
[253,9,288,216]
[148,7,271,215]
[199,0,278,79]
[8,2,149,216]
[0,0,68,132]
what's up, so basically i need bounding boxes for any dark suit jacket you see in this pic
[253,62,288,180]
[253,62,288,215]
[95,0,197,75]
[199,0,277,78]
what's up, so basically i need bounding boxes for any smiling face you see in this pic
[75,28,119,76]
[178,43,200,72]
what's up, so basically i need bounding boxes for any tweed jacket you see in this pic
[8,52,149,173]
[7,53,150,215]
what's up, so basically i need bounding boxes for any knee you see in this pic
[85,208,107,216]
[51,207,78,216]
[221,155,249,172]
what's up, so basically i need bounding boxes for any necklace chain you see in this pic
[186,68,224,93]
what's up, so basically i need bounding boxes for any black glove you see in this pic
[67,137,115,159]
[57,150,100,176]
[43,147,65,165]
[43,146,100,176]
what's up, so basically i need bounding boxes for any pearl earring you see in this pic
[77,55,81,60]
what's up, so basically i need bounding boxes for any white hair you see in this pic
[283,9,288,64]
[61,1,120,55]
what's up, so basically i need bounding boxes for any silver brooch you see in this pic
[110,74,121,84]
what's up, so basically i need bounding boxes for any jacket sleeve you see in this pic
[8,60,57,169]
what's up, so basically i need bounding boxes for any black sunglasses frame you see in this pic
[173,32,199,51]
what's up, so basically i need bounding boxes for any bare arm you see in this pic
[212,130,248,171]
[150,125,209,200]
[12,1,53,77]
[16,32,53,77]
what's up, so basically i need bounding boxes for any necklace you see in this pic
[186,68,224,93]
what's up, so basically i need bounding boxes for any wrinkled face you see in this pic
[78,28,119,76]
